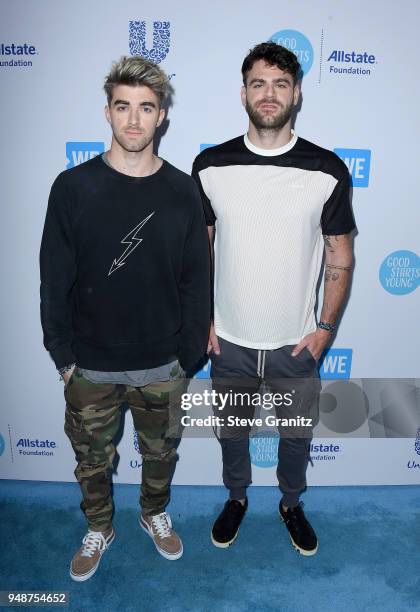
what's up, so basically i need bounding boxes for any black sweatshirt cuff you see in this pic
[50,344,76,371]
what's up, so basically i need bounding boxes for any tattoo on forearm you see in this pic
[323,235,343,252]
[323,235,334,252]
[325,269,339,282]
[325,263,351,282]
[326,264,351,272]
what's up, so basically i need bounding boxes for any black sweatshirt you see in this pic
[40,156,211,373]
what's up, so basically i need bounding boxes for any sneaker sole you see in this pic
[69,530,115,582]
[279,512,318,556]
[139,516,183,561]
[210,529,239,548]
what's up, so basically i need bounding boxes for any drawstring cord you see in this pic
[257,350,266,379]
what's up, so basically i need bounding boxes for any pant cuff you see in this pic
[87,522,113,533]
[281,493,300,509]
[229,487,247,500]
[141,506,167,517]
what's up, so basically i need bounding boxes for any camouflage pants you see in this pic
[64,366,186,532]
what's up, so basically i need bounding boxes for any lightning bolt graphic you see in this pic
[108,211,155,276]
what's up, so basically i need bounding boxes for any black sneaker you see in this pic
[279,501,318,556]
[211,498,248,548]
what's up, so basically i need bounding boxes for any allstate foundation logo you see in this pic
[66,142,105,169]
[16,437,56,457]
[269,30,313,76]
[0,433,5,457]
[310,442,340,461]
[320,349,352,380]
[129,21,170,63]
[379,250,420,295]
[0,43,37,68]
[334,148,371,187]
[327,49,377,76]
[250,432,279,467]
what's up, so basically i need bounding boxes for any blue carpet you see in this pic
[0,481,419,611]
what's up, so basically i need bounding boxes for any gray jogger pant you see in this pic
[210,336,321,507]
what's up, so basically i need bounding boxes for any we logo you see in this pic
[66,142,104,169]
[334,148,371,188]
[319,348,353,379]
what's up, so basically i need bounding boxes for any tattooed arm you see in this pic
[292,233,353,360]
[320,234,353,326]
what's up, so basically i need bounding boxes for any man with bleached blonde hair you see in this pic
[40,56,210,581]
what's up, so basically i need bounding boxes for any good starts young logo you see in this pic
[269,29,314,76]
[250,432,279,468]
[379,250,420,295]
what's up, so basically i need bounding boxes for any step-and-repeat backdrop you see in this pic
[1,0,419,486]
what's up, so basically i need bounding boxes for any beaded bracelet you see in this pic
[58,363,76,381]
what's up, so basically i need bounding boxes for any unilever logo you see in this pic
[334,148,371,188]
[129,21,170,64]
[0,433,4,457]
[379,250,420,295]
[250,432,279,467]
[66,142,105,169]
[269,30,313,76]
[415,428,420,456]
[407,428,420,469]
[129,428,143,469]
[133,427,141,455]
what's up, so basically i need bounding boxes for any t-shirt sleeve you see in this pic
[191,159,216,226]
[321,164,356,235]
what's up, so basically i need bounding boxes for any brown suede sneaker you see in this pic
[70,528,115,582]
[140,512,183,560]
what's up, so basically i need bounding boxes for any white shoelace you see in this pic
[81,530,109,558]
[151,512,172,539]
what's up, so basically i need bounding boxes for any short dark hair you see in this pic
[241,42,301,85]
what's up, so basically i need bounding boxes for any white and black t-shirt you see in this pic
[192,131,355,350]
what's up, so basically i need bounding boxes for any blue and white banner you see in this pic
[0,0,419,486]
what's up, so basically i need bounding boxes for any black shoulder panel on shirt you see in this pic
[193,135,350,183]
[192,136,246,171]
[58,154,103,183]
[292,137,350,181]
